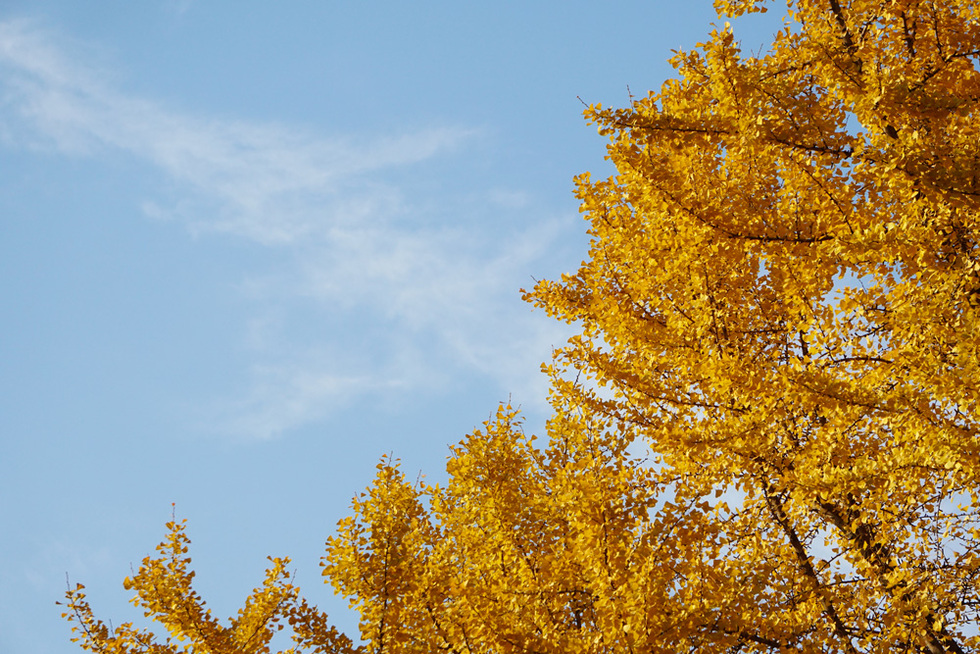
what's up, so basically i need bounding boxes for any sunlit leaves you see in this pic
[521,0,980,649]
[61,516,358,654]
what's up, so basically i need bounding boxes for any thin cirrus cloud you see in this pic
[224,216,574,439]
[0,18,575,438]
[0,18,473,244]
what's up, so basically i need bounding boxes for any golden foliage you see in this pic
[61,515,359,654]
[64,0,980,652]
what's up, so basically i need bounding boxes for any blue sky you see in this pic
[0,3,783,652]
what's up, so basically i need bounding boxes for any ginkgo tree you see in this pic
[63,0,980,652]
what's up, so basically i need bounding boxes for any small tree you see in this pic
[64,0,980,651]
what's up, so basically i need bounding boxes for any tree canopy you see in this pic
[63,0,980,651]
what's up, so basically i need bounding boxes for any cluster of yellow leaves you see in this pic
[64,0,980,652]
[521,0,980,649]
[324,405,677,654]
[61,516,359,654]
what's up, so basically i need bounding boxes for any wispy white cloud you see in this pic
[0,18,473,243]
[212,362,393,440]
[0,18,577,438]
[218,215,575,438]
[163,0,197,17]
